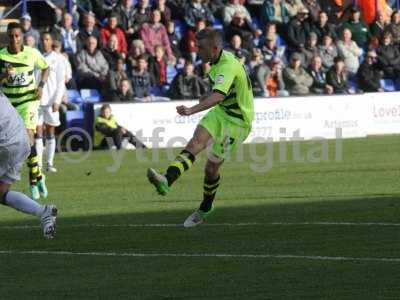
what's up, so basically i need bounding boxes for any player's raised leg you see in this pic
[184,158,223,227]
[147,125,212,195]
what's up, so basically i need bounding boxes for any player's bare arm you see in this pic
[37,67,49,100]
[176,92,225,116]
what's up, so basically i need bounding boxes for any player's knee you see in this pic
[187,136,205,154]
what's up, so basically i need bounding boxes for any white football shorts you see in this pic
[38,105,61,127]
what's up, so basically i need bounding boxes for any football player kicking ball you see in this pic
[147,28,254,227]
[0,92,57,238]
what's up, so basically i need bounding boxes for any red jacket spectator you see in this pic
[100,14,128,57]
[140,9,173,58]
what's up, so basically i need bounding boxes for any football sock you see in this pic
[27,145,42,185]
[199,175,220,212]
[1,190,44,217]
[35,137,44,168]
[46,135,56,167]
[165,150,195,186]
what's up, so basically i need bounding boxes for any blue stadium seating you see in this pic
[380,79,397,92]
[65,110,85,128]
[150,86,163,96]
[174,20,186,40]
[213,18,224,30]
[80,89,101,103]
[167,64,177,84]
[67,89,83,104]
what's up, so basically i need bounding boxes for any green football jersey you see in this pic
[0,46,49,107]
[209,50,254,127]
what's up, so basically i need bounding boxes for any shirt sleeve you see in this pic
[212,63,235,96]
[33,49,49,70]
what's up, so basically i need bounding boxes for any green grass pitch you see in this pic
[1,136,400,299]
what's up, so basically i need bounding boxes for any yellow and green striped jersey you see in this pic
[0,46,49,107]
[209,50,254,127]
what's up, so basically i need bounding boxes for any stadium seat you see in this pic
[150,86,163,96]
[67,89,83,104]
[167,64,177,84]
[65,110,84,128]
[380,79,396,92]
[213,18,224,30]
[348,80,359,92]
[80,89,101,103]
[173,19,186,39]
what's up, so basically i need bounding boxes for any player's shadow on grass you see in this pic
[0,194,399,252]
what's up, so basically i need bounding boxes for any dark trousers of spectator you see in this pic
[99,127,147,149]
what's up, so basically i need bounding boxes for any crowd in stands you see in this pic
[19,0,400,102]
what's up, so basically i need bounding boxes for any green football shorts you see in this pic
[199,106,251,160]
[16,101,40,131]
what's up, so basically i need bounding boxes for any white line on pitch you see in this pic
[2,222,400,229]
[0,250,399,263]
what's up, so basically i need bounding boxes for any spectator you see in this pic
[336,28,362,76]
[357,50,383,92]
[184,0,215,28]
[258,22,284,47]
[127,39,146,72]
[307,55,333,94]
[167,0,187,20]
[318,33,338,72]
[57,13,79,56]
[248,48,266,95]
[257,57,289,97]
[284,0,305,18]
[148,45,169,86]
[130,55,153,100]
[203,0,225,20]
[261,0,290,26]
[194,61,212,89]
[77,13,102,51]
[155,0,172,26]
[185,17,207,62]
[376,32,400,79]
[113,0,136,43]
[261,34,287,65]
[283,52,313,95]
[24,34,37,48]
[166,21,182,59]
[140,9,174,59]
[169,60,208,99]
[312,11,337,43]
[286,7,312,53]
[76,36,109,92]
[388,10,400,45]
[102,34,123,71]
[100,13,128,58]
[326,56,352,94]
[370,11,389,42]
[300,31,319,68]
[107,57,129,96]
[226,35,251,64]
[20,14,40,46]
[225,11,259,51]
[342,7,369,48]
[111,79,135,102]
[302,0,321,22]
[133,0,153,34]
[94,104,146,149]
[223,0,252,26]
